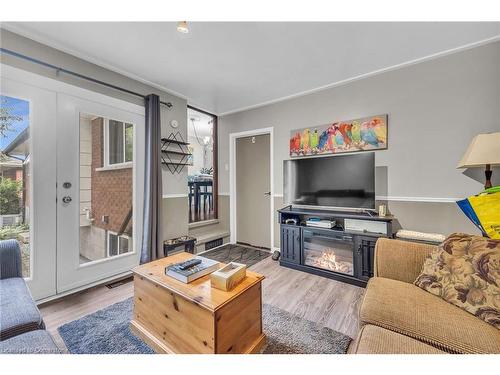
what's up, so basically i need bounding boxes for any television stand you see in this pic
[277,205,394,287]
[361,210,376,217]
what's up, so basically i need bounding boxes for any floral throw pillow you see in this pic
[414,232,500,329]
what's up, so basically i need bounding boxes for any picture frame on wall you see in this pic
[289,114,388,157]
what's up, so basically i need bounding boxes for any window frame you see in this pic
[106,231,132,258]
[187,105,218,222]
[103,118,133,168]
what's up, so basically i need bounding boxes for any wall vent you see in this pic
[205,238,223,251]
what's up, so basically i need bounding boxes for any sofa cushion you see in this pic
[0,330,60,354]
[0,278,45,341]
[414,233,500,328]
[360,277,500,353]
[352,324,444,354]
[0,239,22,279]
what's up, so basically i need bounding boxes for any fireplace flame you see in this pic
[314,249,352,274]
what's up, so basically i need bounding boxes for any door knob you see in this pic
[264,191,271,196]
[62,196,72,204]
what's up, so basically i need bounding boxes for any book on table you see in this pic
[165,256,220,283]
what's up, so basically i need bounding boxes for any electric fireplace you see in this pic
[302,228,354,276]
[278,206,392,287]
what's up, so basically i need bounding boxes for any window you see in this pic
[187,107,218,224]
[104,119,133,166]
[107,232,131,257]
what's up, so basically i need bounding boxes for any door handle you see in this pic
[264,191,271,196]
[62,196,72,204]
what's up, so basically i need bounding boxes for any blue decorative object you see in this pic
[456,198,486,235]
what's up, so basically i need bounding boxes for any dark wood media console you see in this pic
[278,205,394,287]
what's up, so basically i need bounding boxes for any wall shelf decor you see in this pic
[161,132,192,174]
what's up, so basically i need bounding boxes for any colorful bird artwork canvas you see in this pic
[289,114,388,157]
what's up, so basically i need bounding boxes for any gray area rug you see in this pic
[261,304,351,354]
[58,298,154,354]
[58,298,351,354]
[201,244,271,267]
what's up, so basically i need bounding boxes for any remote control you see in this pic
[178,258,202,270]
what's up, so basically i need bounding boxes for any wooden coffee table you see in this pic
[130,252,266,354]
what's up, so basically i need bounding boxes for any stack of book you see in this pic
[165,256,220,283]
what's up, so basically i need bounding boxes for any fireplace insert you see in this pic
[302,228,354,276]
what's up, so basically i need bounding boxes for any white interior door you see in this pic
[56,93,145,293]
[0,74,57,300]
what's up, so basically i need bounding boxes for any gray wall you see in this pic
[219,41,500,238]
[0,29,191,240]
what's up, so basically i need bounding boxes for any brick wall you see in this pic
[91,117,133,235]
[2,168,19,180]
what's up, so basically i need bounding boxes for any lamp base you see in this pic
[485,164,492,190]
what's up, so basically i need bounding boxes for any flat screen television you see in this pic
[283,153,375,210]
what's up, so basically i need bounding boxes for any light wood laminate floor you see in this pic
[39,256,365,352]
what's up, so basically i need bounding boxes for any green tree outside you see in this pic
[0,177,21,215]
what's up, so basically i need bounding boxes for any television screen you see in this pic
[283,153,375,210]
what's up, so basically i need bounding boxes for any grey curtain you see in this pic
[140,94,163,264]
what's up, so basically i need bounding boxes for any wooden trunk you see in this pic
[130,253,265,354]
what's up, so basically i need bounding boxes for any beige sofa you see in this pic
[350,238,500,354]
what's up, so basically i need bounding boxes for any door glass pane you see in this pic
[0,95,31,278]
[108,119,124,165]
[79,113,134,264]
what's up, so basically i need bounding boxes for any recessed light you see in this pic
[177,21,189,34]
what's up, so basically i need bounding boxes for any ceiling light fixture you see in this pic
[177,21,189,34]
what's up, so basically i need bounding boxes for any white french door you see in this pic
[56,93,145,293]
[2,64,145,299]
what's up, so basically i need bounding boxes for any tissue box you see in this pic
[210,262,247,291]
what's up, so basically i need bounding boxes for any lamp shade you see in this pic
[457,132,500,168]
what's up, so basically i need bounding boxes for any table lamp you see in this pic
[457,132,500,189]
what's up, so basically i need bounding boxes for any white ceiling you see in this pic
[4,22,500,115]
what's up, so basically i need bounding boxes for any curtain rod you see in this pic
[0,47,173,109]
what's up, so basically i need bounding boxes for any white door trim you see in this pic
[229,127,274,249]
